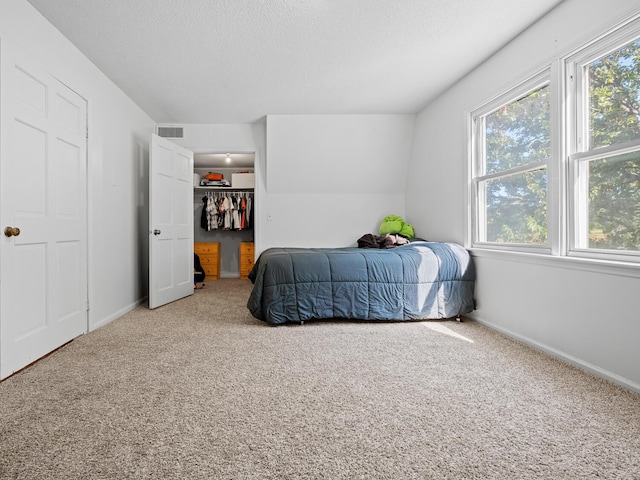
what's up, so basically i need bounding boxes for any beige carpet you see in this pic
[0,279,638,479]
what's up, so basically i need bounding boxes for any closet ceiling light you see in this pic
[225,154,231,163]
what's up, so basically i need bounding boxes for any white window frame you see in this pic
[470,69,552,254]
[468,13,640,276]
[565,18,640,264]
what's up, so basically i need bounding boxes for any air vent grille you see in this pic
[157,126,184,138]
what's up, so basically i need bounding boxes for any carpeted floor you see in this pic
[0,279,639,479]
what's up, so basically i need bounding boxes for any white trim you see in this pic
[472,242,551,255]
[563,19,640,260]
[469,314,640,394]
[468,12,640,266]
[473,70,551,121]
[469,69,551,248]
[220,272,241,279]
[172,137,261,269]
[89,298,147,332]
[549,57,565,257]
[470,247,640,279]
[478,159,548,182]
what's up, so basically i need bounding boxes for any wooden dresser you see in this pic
[239,242,255,279]
[194,242,220,280]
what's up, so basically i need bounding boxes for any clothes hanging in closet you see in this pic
[201,191,253,231]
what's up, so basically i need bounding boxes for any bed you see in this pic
[247,241,475,325]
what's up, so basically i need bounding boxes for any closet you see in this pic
[194,152,255,279]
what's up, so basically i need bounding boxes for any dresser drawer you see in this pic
[198,254,219,265]
[239,242,254,255]
[194,242,219,255]
[201,263,219,278]
[239,242,254,279]
[194,242,220,280]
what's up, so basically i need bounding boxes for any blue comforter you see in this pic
[247,241,475,325]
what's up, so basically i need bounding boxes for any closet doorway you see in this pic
[194,152,255,278]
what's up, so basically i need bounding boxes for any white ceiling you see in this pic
[26,0,564,124]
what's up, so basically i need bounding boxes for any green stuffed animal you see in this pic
[379,215,414,238]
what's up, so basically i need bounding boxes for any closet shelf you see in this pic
[195,187,253,192]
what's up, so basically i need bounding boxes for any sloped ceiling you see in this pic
[27,0,564,124]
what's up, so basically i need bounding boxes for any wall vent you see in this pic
[157,126,184,138]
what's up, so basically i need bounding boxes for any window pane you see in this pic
[482,169,547,244]
[589,38,640,149]
[485,85,550,175]
[587,150,640,250]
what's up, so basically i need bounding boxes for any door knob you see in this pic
[153,229,161,235]
[4,226,21,238]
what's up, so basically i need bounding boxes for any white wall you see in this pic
[263,114,414,249]
[1,0,157,330]
[165,116,415,254]
[406,0,640,392]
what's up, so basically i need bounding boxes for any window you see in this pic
[471,72,551,252]
[470,15,640,266]
[568,31,640,260]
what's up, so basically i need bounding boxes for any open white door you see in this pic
[149,134,194,309]
[0,42,88,378]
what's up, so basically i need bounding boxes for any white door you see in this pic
[0,42,88,379]
[149,134,194,309]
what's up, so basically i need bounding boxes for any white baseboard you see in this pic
[467,314,640,394]
[220,272,241,279]
[89,297,147,332]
